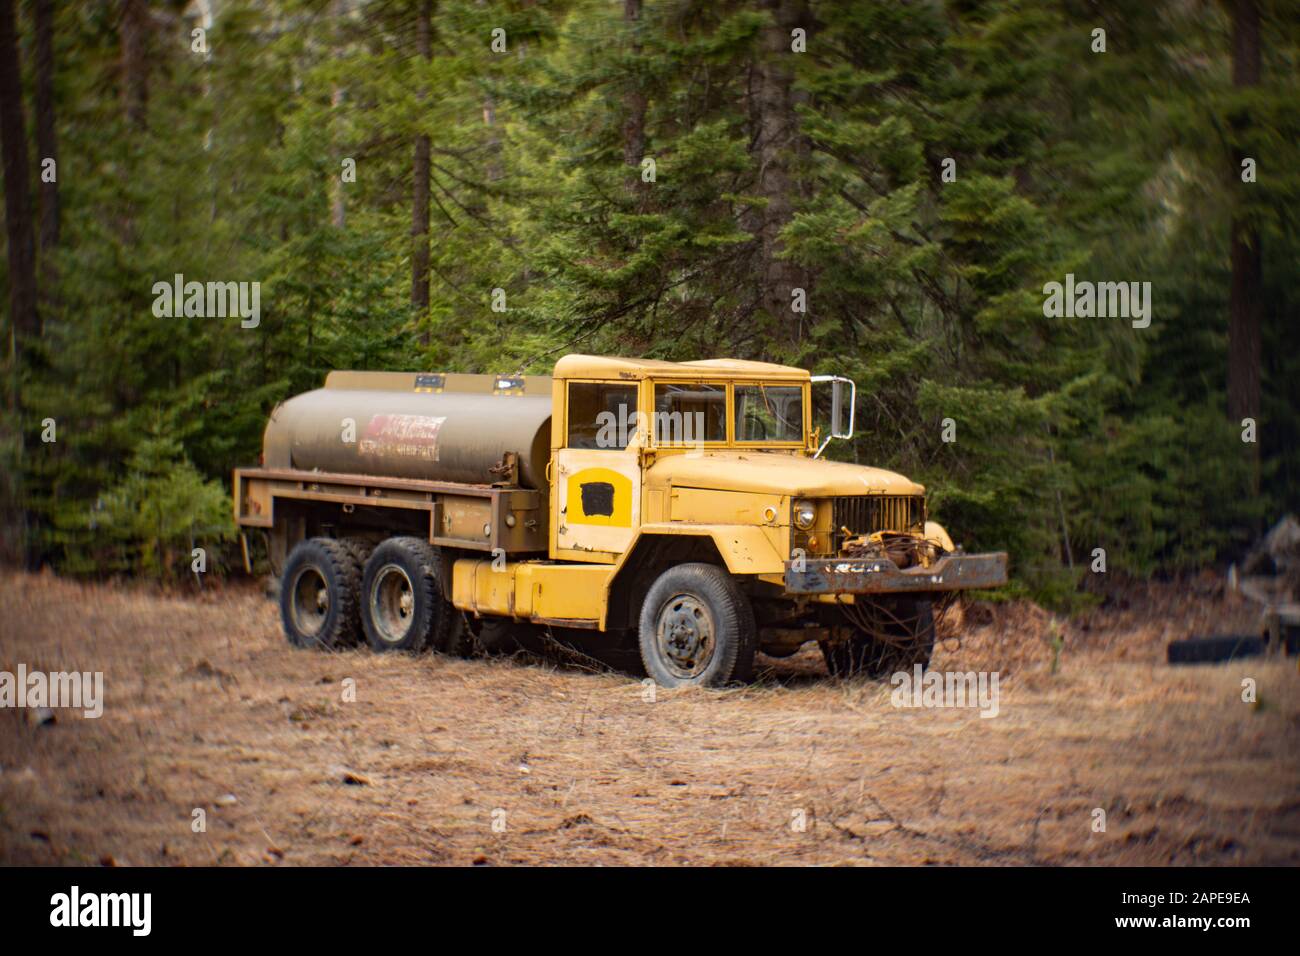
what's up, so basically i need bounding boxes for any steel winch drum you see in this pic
[261,371,553,488]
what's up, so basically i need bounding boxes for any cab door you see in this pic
[554,380,642,558]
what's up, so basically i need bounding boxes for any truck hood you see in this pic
[647,450,924,497]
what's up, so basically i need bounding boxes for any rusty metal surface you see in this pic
[233,467,548,554]
[784,552,1008,594]
[262,388,552,488]
[235,467,497,496]
[323,370,551,395]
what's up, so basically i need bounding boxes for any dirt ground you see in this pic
[1,569,1297,866]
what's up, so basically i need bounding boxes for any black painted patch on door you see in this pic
[580,481,615,517]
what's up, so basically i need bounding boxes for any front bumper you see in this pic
[784,552,1008,595]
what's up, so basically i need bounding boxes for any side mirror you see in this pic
[811,375,856,457]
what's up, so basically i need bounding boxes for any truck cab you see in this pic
[234,354,1007,687]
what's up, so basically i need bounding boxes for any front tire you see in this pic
[638,563,756,688]
[360,537,453,653]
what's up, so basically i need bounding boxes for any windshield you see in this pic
[645,380,805,446]
[734,384,803,442]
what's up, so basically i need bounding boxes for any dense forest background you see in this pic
[0,0,1297,603]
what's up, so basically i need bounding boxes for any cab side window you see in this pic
[567,382,638,449]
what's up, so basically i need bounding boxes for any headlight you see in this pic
[793,499,816,530]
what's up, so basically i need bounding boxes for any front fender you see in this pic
[924,520,955,552]
[623,523,788,575]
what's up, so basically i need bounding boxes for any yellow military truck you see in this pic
[233,354,1007,686]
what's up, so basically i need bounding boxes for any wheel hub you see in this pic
[290,567,329,638]
[372,564,416,644]
[656,594,715,679]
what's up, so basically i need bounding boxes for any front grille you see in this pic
[831,495,925,550]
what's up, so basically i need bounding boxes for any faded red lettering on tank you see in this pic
[359,414,446,461]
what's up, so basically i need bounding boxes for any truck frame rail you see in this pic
[233,466,547,554]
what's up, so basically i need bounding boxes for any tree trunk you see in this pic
[411,0,432,343]
[33,0,58,252]
[0,0,36,564]
[117,0,149,247]
[32,0,59,332]
[482,92,501,182]
[622,0,647,185]
[329,0,346,229]
[120,0,149,131]
[478,0,502,183]
[1228,0,1261,490]
[1227,0,1261,424]
[1228,224,1262,425]
[330,86,346,229]
[752,0,808,350]
[0,0,38,361]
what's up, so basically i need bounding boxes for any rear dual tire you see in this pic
[359,537,454,654]
[280,536,456,655]
[280,538,364,650]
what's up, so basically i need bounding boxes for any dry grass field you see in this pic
[1,569,1297,866]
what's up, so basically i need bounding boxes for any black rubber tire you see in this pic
[359,537,452,653]
[338,536,375,574]
[337,538,376,647]
[445,614,520,657]
[1167,634,1265,665]
[279,537,363,650]
[437,612,478,657]
[638,563,756,688]
[822,599,935,679]
[437,612,518,657]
